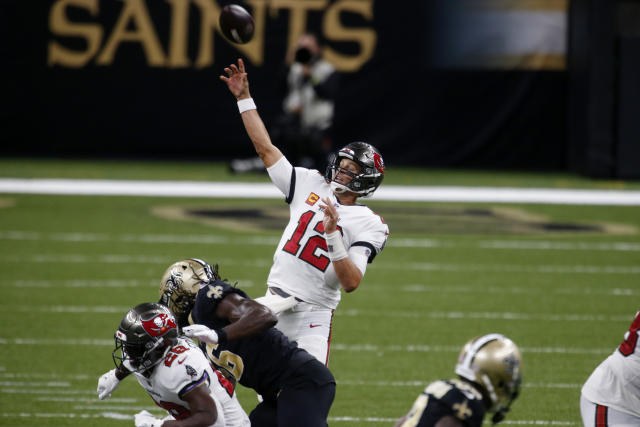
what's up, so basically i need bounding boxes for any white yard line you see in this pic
[6,280,636,297]
[1,375,579,390]
[0,307,633,323]
[1,178,640,205]
[336,380,580,389]
[7,279,257,289]
[2,230,640,252]
[37,397,137,403]
[337,310,633,323]
[0,253,638,275]
[0,412,580,424]
[0,337,615,355]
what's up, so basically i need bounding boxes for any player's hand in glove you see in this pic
[183,324,219,344]
[134,410,164,427]
[97,369,119,400]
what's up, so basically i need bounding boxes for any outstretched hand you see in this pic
[220,58,250,100]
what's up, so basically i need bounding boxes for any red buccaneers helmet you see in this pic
[112,303,179,373]
[325,142,385,197]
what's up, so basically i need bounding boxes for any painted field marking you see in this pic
[0,337,615,355]
[2,278,636,297]
[0,253,638,276]
[0,372,89,380]
[2,178,639,205]
[0,411,580,424]
[336,380,580,389]
[1,388,96,395]
[37,396,137,403]
[392,284,640,297]
[0,372,579,391]
[0,381,70,387]
[2,230,640,253]
[1,411,133,420]
[1,305,633,324]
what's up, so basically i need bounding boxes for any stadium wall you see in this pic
[1,0,634,176]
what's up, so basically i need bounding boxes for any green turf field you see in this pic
[1,159,639,426]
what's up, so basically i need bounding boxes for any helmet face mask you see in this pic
[112,303,179,373]
[325,142,385,197]
[454,334,522,423]
[158,259,218,327]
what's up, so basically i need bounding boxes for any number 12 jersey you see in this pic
[266,157,389,309]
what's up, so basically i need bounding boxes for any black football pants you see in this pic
[249,359,336,427]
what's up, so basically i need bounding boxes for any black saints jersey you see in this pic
[191,279,315,401]
[398,379,486,427]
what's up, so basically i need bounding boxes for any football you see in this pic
[219,4,255,44]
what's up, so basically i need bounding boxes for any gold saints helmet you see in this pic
[454,333,522,424]
[158,258,218,327]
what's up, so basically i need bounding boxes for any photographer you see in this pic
[230,33,339,173]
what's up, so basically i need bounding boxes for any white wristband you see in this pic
[237,98,257,114]
[325,231,348,261]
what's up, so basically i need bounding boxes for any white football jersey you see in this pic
[581,310,640,417]
[133,337,250,427]
[266,157,389,309]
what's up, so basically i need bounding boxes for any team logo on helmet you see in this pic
[373,152,384,173]
[141,314,177,337]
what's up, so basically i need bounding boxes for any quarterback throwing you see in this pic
[220,58,389,364]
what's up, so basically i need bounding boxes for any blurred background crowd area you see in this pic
[2,0,639,178]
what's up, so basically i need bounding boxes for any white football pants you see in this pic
[264,290,334,365]
[580,394,640,427]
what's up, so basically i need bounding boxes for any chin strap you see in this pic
[330,181,350,194]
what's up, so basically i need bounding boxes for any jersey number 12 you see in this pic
[283,210,342,272]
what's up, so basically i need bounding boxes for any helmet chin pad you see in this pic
[330,181,351,194]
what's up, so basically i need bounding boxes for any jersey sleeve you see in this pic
[267,156,323,205]
[351,213,389,263]
[160,342,211,401]
[267,156,295,202]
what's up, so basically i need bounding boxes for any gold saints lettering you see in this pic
[47,0,376,71]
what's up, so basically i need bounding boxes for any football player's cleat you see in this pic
[454,333,522,424]
[158,259,218,327]
[324,141,385,197]
[112,303,179,373]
